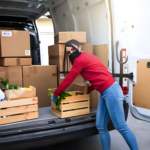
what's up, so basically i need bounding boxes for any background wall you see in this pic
[36,17,54,65]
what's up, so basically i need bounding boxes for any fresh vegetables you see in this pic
[0,78,20,90]
[9,85,20,90]
[48,88,76,111]
[0,78,9,89]
[48,88,57,97]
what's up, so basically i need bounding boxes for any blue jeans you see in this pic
[96,81,139,150]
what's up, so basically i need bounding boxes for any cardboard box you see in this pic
[0,30,31,57]
[4,86,36,100]
[49,43,93,72]
[90,90,99,109]
[93,44,108,68]
[0,58,32,66]
[73,83,99,109]
[81,43,93,54]
[59,73,84,92]
[0,66,22,87]
[23,65,57,107]
[73,83,86,92]
[48,44,69,72]
[55,32,86,44]
[51,91,90,118]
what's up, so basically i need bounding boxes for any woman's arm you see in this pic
[54,60,83,97]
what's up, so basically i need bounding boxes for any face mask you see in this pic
[69,50,81,65]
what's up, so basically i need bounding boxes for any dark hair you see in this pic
[63,39,80,72]
[63,47,78,72]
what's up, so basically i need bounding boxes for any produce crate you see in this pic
[0,97,38,125]
[51,92,90,118]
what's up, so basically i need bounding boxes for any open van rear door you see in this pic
[0,0,49,21]
[112,0,150,122]
[128,0,150,122]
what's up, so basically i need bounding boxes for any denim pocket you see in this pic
[112,83,124,100]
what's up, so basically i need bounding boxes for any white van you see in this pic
[0,0,148,149]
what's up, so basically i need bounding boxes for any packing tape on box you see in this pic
[29,67,37,74]
[52,73,57,76]
[16,58,20,66]
[0,67,8,78]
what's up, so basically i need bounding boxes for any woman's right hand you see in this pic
[53,95,57,104]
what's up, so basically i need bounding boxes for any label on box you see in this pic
[2,31,12,37]
[60,74,65,79]
[25,50,30,55]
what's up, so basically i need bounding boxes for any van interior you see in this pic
[0,0,116,135]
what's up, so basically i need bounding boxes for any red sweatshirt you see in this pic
[54,52,116,97]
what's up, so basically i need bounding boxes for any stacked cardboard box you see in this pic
[23,65,58,107]
[0,30,32,66]
[91,44,109,108]
[93,44,108,68]
[49,32,89,72]
[0,30,32,91]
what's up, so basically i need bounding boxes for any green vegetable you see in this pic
[48,88,56,97]
[9,84,20,90]
[0,78,20,90]
[0,78,9,89]
[9,85,15,90]
[48,88,74,111]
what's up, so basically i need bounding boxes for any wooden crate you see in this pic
[0,97,38,125]
[51,93,90,118]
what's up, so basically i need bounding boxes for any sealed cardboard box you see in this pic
[23,65,57,107]
[73,83,99,109]
[81,43,93,54]
[55,32,86,44]
[59,73,84,92]
[73,83,86,92]
[0,58,32,66]
[48,44,69,72]
[0,66,22,87]
[0,30,31,57]
[93,44,108,68]
[90,90,99,109]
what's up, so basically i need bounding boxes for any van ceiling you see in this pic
[0,0,49,22]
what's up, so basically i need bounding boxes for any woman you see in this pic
[53,40,139,150]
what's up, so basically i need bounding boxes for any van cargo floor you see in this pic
[0,107,96,130]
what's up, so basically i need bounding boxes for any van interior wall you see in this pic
[53,0,108,45]
[36,17,54,65]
